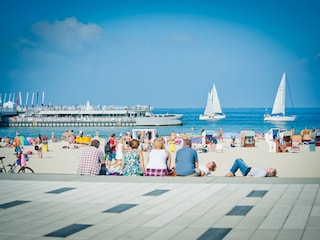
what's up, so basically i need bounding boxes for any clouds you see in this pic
[2,17,106,100]
[1,1,319,107]
[29,17,103,52]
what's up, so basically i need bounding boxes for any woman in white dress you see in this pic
[114,138,124,166]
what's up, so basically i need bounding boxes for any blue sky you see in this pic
[1,0,319,108]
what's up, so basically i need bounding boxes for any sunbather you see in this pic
[225,158,277,177]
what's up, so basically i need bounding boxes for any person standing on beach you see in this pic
[77,139,105,175]
[124,132,132,150]
[106,133,117,168]
[51,130,57,142]
[174,138,199,176]
[225,158,277,177]
[115,138,124,166]
[36,134,43,158]
[121,139,145,176]
[13,132,21,154]
[93,130,105,152]
[218,127,223,143]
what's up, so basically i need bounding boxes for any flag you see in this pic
[31,92,34,106]
[42,91,45,105]
[25,92,29,106]
[19,92,22,105]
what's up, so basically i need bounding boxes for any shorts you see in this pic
[108,152,116,161]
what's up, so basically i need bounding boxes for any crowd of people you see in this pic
[77,132,277,178]
[0,132,45,160]
[1,128,279,178]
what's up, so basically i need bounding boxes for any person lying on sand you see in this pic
[197,161,216,176]
[225,158,277,177]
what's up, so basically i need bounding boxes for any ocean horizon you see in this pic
[0,107,319,140]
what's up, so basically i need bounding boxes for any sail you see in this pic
[271,73,286,115]
[203,84,223,115]
[211,84,223,113]
[203,91,213,115]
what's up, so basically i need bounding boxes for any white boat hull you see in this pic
[264,115,296,122]
[199,114,226,120]
[135,114,183,126]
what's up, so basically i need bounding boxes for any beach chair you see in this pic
[193,144,207,153]
[291,135,302,143]
[289,141,300,153]
[205,130,217,144]
[216,143,223,153]
[314,131,320,146]
[283,131,292,147]
[301,129,312,142]
[244,131,255,147]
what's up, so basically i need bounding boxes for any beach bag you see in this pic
[35,145,39,151]
[99,163,107,175]
[20,153,27,167]
[104,141,111,154]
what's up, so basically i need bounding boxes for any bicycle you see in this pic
[0,156,6,173]
[0,155,35,174]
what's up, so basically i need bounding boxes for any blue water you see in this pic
[1,108,319,139]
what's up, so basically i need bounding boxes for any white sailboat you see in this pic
[264,72,296,122]
[199,84,226,120]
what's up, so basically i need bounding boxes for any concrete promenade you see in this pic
[0,174,319,240]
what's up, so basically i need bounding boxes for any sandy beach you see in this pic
[0,138,319,177]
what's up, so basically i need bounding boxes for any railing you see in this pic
[0,107,19,117]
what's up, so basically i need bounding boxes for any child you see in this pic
[198,161,217,176]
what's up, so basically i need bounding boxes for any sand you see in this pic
[0,138,319,177]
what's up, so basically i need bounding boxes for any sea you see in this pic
[0,108,319,140]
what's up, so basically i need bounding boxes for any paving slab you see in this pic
[0,174,319,239]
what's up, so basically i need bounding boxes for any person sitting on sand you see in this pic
[121,139,145,176]
[225,158,277,177]
[145,139,171,176]
[198,161,216,176]
[230,136,236,148]
[174,138,199,176]
[77,139,105,176]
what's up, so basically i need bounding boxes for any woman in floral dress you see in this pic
[121,139,145,176]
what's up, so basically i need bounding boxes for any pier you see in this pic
[0,107,20,127]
